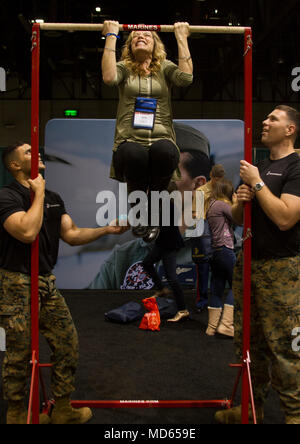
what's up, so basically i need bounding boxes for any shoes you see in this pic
[286,416,300,424]
[216,304,234,338]
[143,227,160,243]
[214,404,264,424]
[206,305,234,338]
[6,401,51,424]
[206,307,222,336]
[167,310,190,323]
[51,397,93,425]
[132,225,149,238]
[132,225,160,243]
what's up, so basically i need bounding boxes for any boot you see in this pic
[216,304,234,338]
[6,401,51,425]
[132,225,149,238]
[286,415,300,424]
[206,307,222,336]
[51,397,92,425]
[167,310,190,323]
[143,227,160,243]
[214,404,264,424]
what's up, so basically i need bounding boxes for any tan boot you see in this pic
[206,307,222,336]
[6,401,51,425]
[286,416,300,424]
[51,397,92,425]
[167,310,190,322]
[216,304,234,338]
[215,404,264,424]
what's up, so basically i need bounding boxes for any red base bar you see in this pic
[71,400,231,409]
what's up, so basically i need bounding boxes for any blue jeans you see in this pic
[196,262,210,309]
[210,246,236,308]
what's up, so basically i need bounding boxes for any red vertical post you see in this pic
[241,28,253,425]
[30,23,41,425]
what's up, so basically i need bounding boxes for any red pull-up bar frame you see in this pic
[30,23,254,425]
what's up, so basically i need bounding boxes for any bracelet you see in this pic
[104,47,116,52]
[105,33,120,39]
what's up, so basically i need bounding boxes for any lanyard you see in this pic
[133,75,157,130]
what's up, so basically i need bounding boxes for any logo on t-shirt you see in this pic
[266,171,282,176]
[46,203,61,209]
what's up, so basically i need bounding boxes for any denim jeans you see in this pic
[210,246,236,308]
[196,262,210,309]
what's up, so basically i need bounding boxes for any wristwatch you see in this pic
[252,181,265,192]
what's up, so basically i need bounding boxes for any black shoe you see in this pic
[132,225,149,238]
[143,227,160,243]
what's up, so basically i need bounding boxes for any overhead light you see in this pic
[31,19,44,24]
[95,7,101,12]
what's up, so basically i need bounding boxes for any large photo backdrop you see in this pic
[44,119,244,289]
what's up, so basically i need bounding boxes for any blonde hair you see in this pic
[121,31,167,77]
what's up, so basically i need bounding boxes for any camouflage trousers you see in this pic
[0,268,79,402]
[233,254,300,418]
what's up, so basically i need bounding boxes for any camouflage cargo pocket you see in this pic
[0,269,30,332]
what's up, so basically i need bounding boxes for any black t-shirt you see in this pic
[252,152,300,259]
[0,180,67,275]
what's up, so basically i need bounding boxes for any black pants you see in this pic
[113,139,180,193]
[142,245,186,311]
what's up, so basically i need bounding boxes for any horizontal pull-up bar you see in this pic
[39,23,247,34]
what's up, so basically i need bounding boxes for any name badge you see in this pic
[133,97,157,130]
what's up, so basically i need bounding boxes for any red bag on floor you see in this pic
[139,297,161,332]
